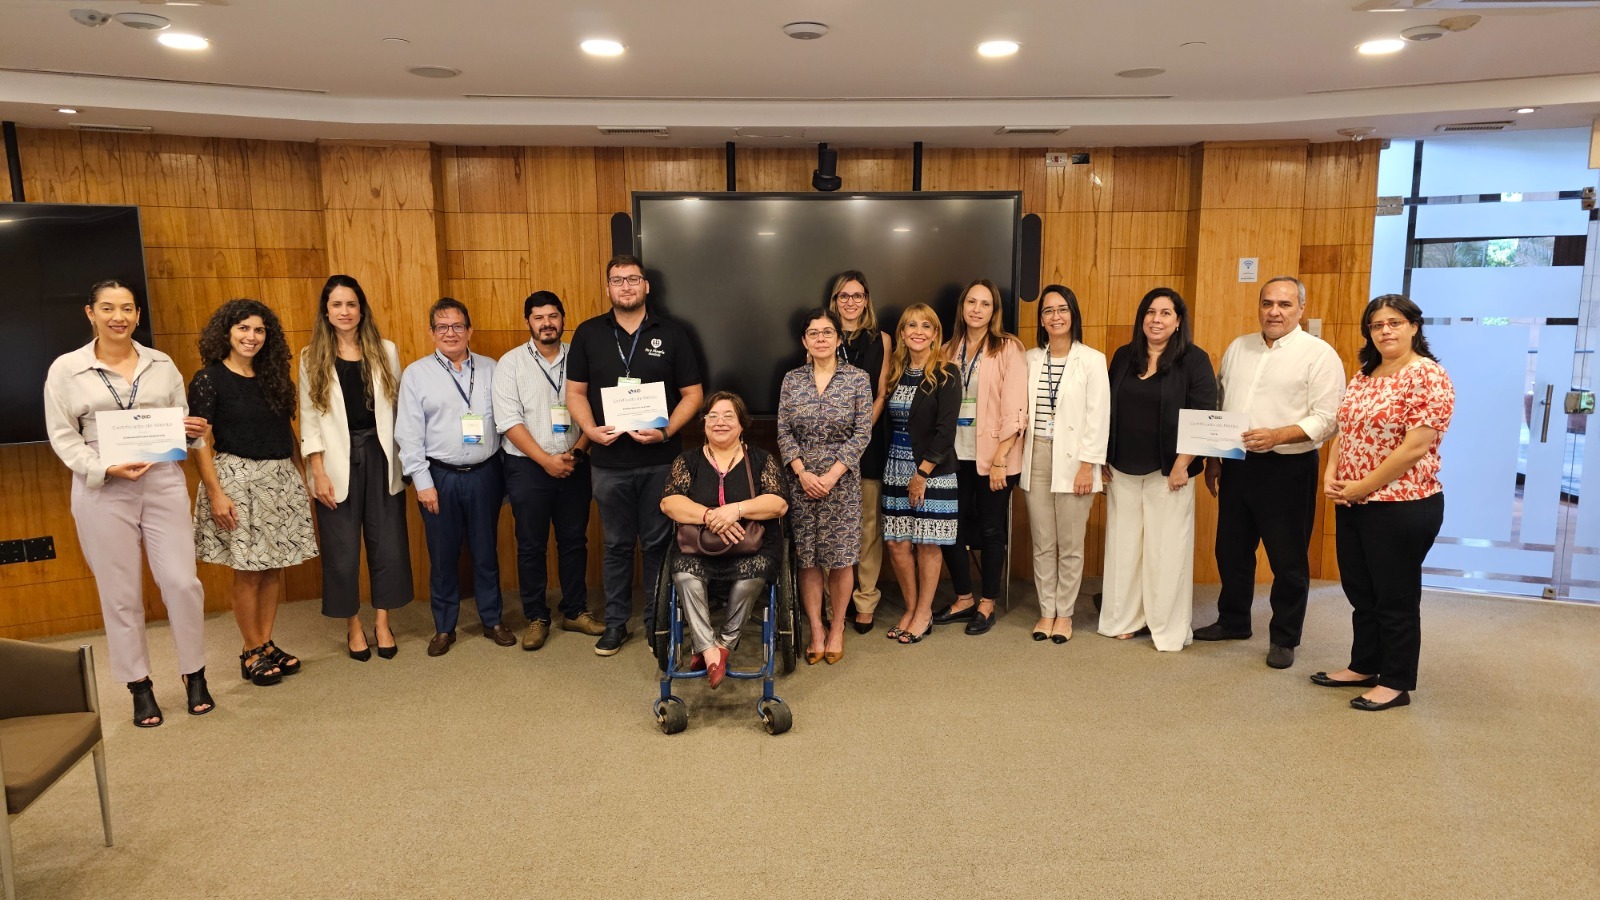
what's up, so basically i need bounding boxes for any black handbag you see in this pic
[676,448,765,556]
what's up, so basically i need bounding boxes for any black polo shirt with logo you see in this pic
[567,308,702,469]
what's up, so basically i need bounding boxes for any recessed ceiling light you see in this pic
[157,32,209,50]
[756,231,776,236]
[1514,107,1538,114]
[783,22,829,40]
[1356,39,1404,55]
[1116,67,1166,78]
[977,40,1020,58]
[892,227,912,232]
[407,65,461,79]
[114,12,170,30]
[581,39,625,57]
[56,108,79,115]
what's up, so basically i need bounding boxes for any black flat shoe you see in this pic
[1032,630,1049,641]
[932,602,976,624]
[1351,691,1410,711]
[128,678,163,728]
[852,618,874,635]
[964,610,995,635]
[182,668,215,716]
[1310,671,1379,688]
[1050,633,1069,645]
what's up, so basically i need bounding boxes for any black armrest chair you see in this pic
[0,640,112,900]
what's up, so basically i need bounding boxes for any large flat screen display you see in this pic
[634,192,1021,416]
[0,203,150,445]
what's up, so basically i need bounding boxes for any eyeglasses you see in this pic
[608,275,645,287]
[805,329,837,340]
[1040,306,1071,319]
[431,323,468,335]
[834,291,867,303]
[704,412,739,423]
[1368,318,1410,333]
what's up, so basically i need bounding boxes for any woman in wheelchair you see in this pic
[660,391,790,687]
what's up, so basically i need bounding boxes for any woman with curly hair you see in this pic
[190,298,319,686]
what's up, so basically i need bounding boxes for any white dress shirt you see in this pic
[1216,325,1345,454]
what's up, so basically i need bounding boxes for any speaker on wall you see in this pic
[610,213,633,258]
[1019,213,1041,302]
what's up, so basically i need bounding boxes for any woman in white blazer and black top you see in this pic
[299,275,413,661]
[1020,285,1109,644]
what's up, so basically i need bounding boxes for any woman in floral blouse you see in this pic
[1317,294,1453,712]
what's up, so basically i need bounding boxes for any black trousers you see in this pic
[504,453,591,623]
[318,428,413,618]
[420,455,506,633]
[941,459,1018,601]
[1213,451,1320,647]
[1335,493,1444,692]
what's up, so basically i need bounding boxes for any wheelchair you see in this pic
[648,539,801,735]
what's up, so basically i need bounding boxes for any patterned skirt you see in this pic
[788,469,862,569]
[195,453,319,571]
[881,431,958,545]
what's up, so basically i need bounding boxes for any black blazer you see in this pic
[1106,343,1218,478]
[896,361,962,478]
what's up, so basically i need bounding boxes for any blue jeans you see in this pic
[590,463,673,630]
[420,456,505,633]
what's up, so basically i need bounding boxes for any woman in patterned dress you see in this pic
[881,303,962,645]
[1316,295,1453,712]
[777,308,873,664]
[190,299,319,686]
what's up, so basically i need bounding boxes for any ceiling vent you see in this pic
[596,126,669,136]
[996,126,1070,135]
[1357,1,1599,9]
[1434,120,1514,132]
[69,123,153,133]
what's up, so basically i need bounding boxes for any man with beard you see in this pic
[567,256,704,656]
[493,291,606,651]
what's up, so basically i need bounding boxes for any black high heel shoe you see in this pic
[240,644,285,685]
[898,622,933,645]
[375,625,398,660]
[263,641,301,675]
[182,668,215,715]
[347,631,372,663]
[127,678,163,728]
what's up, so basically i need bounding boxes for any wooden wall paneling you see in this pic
[838,148,911,192]
[453,146,528,213]
[0,581,105,637]
[1187,206,1304,358]
[443,279,532,333]
[593,147,629,213]
[734,148,811,193]
[1110,146,1192,212]
[116,134,253,210]
[1039,148,1116,214]
[77,132,128,205]
[443,212,530,251]
[0,445,90,589]
[528,212,606,322]
[145,247,259,279]
[319,141,438,211]
[145,277,262,335]
[140,206,257,249]
[259,280,327,333]
[921,148,1021,192]
[446,250,530,281]
[624,148,724,193]
[1195,141,1309,210]
[16,128,86,203]
[255,248,328,279]
[245,140,322,211]
[1039,212,1112,333]
[525,147,600,214]
[253,209,326,250]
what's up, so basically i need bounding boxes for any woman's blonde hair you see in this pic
[827,270,877,336]
[887,303,951,391]
[946,278,1022,361]
[302,275,400,415]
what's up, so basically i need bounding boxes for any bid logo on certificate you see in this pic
[600,381,670,432]
[96,407,188,466]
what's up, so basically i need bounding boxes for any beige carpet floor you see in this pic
[8,580,1599,899]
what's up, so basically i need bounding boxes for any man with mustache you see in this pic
[493,291,605,651]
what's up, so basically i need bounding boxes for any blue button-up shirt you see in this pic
[395,350,498,492]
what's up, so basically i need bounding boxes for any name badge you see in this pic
[1036,416,1055,440]
[617,377,642,386]
[461,414,485,444]
[550,404,571,434]
[957,399,977,427]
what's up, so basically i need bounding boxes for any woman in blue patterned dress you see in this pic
[778,308,874,665]
[881,303,962,645]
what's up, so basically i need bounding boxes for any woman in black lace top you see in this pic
[660,392,789,687]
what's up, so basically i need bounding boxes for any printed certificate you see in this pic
[600,381,670,432]
[1176,409,1248,460]
[96,407,187,466]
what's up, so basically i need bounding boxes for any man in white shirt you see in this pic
[1197,276,1345,669]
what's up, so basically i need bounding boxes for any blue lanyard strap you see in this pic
[95,366,142,410]
[613,320,644,378]
[434,352,475,411]
[529,343,566,397]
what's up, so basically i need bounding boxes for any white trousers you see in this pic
[1023,438,1094,618]
[1099,467,1194,652]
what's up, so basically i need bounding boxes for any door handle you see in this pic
[1540,384,1554,443]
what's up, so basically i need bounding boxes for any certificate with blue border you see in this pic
[96,407,187,466]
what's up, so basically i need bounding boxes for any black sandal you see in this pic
[127,678,163,728]
[239,643,284,686]
[264,640,301,675]
[182,667,215,715]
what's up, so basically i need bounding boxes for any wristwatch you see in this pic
[570,447,588,462]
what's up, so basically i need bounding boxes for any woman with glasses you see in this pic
[932,279,1029,636]
[777,307,873,664]
[299,274,412,662]
[1315,295,1452,712]
[829,271,892,634]
[1019,286,1109,644]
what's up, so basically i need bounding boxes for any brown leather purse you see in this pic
[676,448,765,556]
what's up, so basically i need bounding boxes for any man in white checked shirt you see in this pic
[493,291,605,651]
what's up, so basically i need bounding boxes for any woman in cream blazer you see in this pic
[298,275,412,661]
[1019,285,1110,643]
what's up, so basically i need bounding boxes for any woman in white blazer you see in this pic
[299,275,412,661]
[1019,285,1110,644]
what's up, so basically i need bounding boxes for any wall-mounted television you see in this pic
[633,191,1021,416]
[0,203,150,445]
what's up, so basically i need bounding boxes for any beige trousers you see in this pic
[852,478,884,614]
[1023,438,1095,618]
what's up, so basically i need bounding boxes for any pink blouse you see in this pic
[1334,357,1453,503]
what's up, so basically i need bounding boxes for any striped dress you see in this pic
[881,368,959,545]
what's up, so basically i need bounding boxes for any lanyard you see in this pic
[529,343,566,397]
[1046,355,1068,410]
[95,366,143,410]
[613,320,644,378]
[434,352,475,411]
[958,339,981,391]
[704,445,744,507]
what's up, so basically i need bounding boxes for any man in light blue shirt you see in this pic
[395,297,510,656]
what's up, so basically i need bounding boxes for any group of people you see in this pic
[42,256,1453,726]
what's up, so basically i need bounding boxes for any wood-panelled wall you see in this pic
[0,130,1379,640]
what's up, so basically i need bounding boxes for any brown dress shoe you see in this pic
[485,623,517,647]
[561,611,607,636]
[427,632,456,657]
[522,620,550,651]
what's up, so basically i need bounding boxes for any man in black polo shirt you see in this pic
[568,254,704,656]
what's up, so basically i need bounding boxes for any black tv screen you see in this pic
[634,192,1021,416]
[0,203,150,445]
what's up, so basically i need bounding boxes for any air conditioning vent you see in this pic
[1434,120,1514,133]
[996,126,1070,135]
[596,126,669,136]
[69,123,153,134]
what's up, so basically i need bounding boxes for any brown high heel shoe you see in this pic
[824,648,843,665]
[805,648,825,665]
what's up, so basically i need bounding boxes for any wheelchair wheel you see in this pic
[650,555,675,668]
[758,698,792,735]
[775,542,798,675]
[657,698,688,735]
